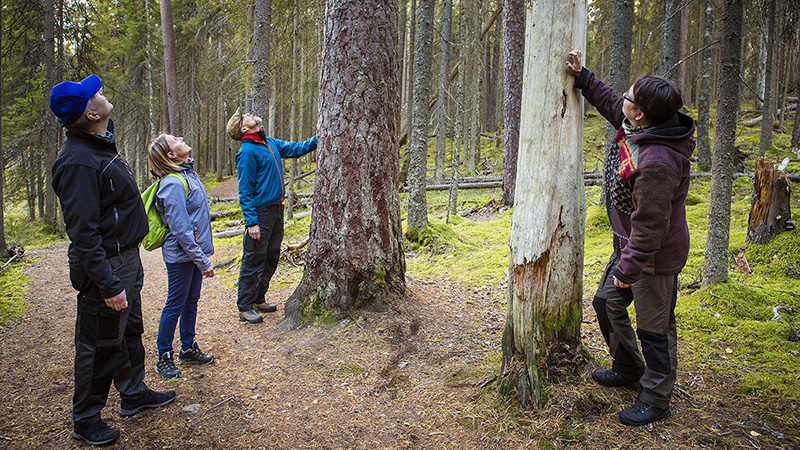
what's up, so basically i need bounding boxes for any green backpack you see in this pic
[141,173,189,252]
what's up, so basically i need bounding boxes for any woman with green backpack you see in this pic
[146,134,215,380]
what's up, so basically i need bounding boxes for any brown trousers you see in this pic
[593,254,679,409]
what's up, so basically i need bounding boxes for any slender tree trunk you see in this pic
[758,0,776,156]
[160,0,182,135]
[604,0,633,185]
[500,0,588,409]
[284,0,405,327]
[696,0,714,171]
[407,0,434,234]
[793,26,800,151]
[703,0,743,286]
[399,0,417,185]
[43,0,59,228]
[0,6,8,259]
[501,0,524,207]
[253,0,271,115]
[468,2,483,174]
[287,5,298,220]
[449,0,470,217]
[433,0,453,185]
[661,0,682,85]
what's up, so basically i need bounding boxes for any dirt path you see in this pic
[1,241,798,449]
[0,242,502,449]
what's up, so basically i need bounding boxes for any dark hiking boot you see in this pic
[178,342,214,365]
[71,420,119,446]
[156,351,181,380]
[619,399,671,426]
[591,368,641,388]
[239,309,263,324]
[119,389,176,417]
[253,302,277,313]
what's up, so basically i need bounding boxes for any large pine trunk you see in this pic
[499,0,587,408]
[501,0,524,207]
[283,0,405,327]
[703,0,743,286]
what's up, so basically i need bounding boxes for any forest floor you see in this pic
[0,178,797,449]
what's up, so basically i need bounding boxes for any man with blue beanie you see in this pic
[50,75,176,445]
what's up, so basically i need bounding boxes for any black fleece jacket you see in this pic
[51,122,148,299]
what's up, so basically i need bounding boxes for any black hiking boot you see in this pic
[71,419,119,446]
[119,389,176,417]
[178,342,214,365]
[156,351,181,380]
[619,399,671,426]
[591,368,642,388]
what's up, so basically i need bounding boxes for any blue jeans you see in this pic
[157,261,203,356]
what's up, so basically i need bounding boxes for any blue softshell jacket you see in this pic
[235,131,317,227]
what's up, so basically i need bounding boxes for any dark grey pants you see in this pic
[69,246,148,428]
[237,204,284,311]
[592,254,679,409]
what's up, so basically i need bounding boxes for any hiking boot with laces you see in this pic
[178,342,214,365]
[619,399,671,426]
[156,351,181,380]
[591,368,642,388]
[239,309,263,324]
[119,389,176,417]
[72,419,120,446]
[253,302,277,313]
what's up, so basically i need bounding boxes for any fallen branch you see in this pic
[0,253,23,274]
[771,306,792,322]
[200,396,235,418]
[213,228,245,239]
[209,210,235,220]
[741,103,797,127]
[212,258,237,270]
[209,196,238,204]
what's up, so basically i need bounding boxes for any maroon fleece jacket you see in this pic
[574,68,696,283]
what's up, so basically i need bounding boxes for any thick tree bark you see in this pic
[287,5,298,220]
[160,0,182,135]
[500,0,587,409]
[746,157,792,244]
[284,0,405,327]
[433,0,453,185]
[501,0,524,207]
[696,0,714,171]
[252,0,271,114]
[758,0,776,156]
[703,0,743,286]
[407,0,434,234]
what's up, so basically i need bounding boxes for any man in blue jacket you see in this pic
[50,75,175,446]
[226,108,317,323]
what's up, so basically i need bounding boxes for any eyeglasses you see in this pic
[622,94,637,107]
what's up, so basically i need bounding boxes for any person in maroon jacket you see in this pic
[566,50,696,426]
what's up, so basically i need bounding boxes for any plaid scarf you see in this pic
[604,120,648,215]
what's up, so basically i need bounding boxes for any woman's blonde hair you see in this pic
[147,133,182,177]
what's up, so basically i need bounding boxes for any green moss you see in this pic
[0,262,30,329]
[299,291,336,327]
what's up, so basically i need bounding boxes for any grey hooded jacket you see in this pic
[155,160,214,270]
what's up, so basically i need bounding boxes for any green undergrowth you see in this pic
[0,262,30,328]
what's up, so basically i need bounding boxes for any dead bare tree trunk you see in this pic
[500,0,588,409]
[746,157,792,244]
[284,0,405,327]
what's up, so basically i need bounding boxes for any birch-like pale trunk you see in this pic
[500,0,587,409]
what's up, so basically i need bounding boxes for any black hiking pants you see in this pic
[237,203,284,311]
[592,253,679,409]
[69,246,148,428]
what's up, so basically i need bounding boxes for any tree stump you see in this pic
[746,157,792,244]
